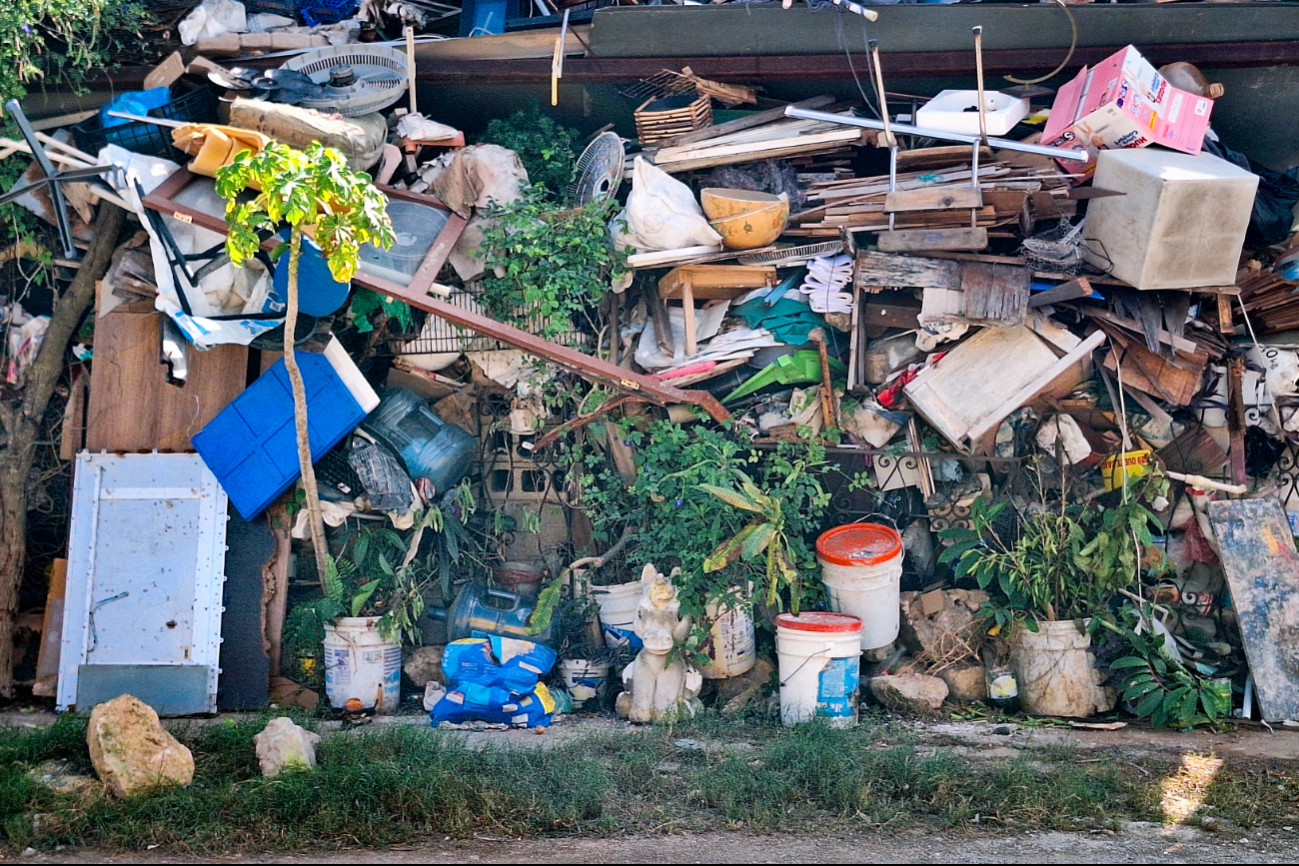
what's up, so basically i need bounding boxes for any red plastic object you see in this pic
[775,612,863,634]
[816,523,903,567]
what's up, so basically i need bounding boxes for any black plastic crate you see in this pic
[72,86,218,159]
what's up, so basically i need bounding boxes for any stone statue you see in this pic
[617,564,701,724]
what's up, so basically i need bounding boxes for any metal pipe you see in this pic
[785,105,1089,162]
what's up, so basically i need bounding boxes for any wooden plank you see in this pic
[895,145,992,171]
[884,187,983,214]
[86,311,248,452]
[656,96,836,149]
[31,558,67,698]
[1028,276,1092,309]
[1208,498,1299,722]
[659,264,777,300]
[859,291,923,330]
[1228,355,1248,485]
[878,227,988,253]
[1100,331,1202,407]
[59,365,88,461]
[855,251,962,291]
[959,261,1030,326]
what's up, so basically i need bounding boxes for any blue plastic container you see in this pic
[272,230,351,318]
[194,353,366,519]
[362,388,475,495]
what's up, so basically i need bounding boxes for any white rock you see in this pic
[869,674,949,713]
[253,717,320,778]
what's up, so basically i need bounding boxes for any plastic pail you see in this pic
[817,523,904,651]
[323,617,402,713]
[559,659,610,710]
[776,612,863,727]
[592,582,644,651]
[698,598,757,680]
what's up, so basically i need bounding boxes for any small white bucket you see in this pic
[817,523,904,652]
[776,612,863,727]
[1012,619,1116,717]
[698,597,757,680]
[559,658,610,710]
[592,582,644,651]
[323,617,402,714]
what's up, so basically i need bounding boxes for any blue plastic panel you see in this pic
[194,352,365,519]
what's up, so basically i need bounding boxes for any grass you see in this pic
[2,712,1298,854]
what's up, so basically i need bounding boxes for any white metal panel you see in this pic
[58,453,229,713]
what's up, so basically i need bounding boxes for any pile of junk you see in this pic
[4,2,1299,735]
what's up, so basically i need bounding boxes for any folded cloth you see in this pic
[171,123,274,177]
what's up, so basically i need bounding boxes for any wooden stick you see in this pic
[869,40,895,149]
[405,26,418,116]
[106,111,186,129]
[973,26,988,146]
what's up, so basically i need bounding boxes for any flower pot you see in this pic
[322,617,402,714]
[1011,619,1115,717]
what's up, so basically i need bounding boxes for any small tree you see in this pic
[217,142,394,588]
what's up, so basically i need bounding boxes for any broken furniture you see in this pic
[658,264,776,356]
[141,167,469,305]
[58,454,230,716]
[903,324,1105,453]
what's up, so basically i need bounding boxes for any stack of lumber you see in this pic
[1237,261,1299,334]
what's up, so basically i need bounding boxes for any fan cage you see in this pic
[386,289,592,356]
[281,46,408,117]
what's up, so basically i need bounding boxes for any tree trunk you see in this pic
[283,227,331,592]
[0,203,124,697]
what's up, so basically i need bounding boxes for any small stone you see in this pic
[721,683,762,716]
[402,645,447,688]
[939,662,988,704]
[253,717,320,778]
[1200,816,1221,832]
[86,695,193,799]
[28,759,96,795]
[993,724,1018,736]
[869,674,949,713]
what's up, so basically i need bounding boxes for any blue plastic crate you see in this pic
[194,352,365,520]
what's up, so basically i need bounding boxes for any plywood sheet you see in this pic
[1208,498,1299,722]
[86,311,248,452]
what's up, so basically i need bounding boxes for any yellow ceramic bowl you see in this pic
[701,190,790,250]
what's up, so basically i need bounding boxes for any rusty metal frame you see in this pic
[142,167,731,422]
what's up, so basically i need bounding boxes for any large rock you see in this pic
[253,717,320,778]
[403,645,447,688]
[86,695,194,798]
[869,674,949,713]
[939,661,988,704]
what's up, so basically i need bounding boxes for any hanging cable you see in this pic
[1003,0,1078,87]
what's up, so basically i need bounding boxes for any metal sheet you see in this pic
[59,453,229,714]
[76,665,215,718]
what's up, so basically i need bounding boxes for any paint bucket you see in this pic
[559,658,609,710]
[775,612,863,727]
[323,617,401,713]
[592,581,644,651]
[698,597,757,680]
[1011,619,1115,717]
[817,523,904,652]
[1100,449,1151,492]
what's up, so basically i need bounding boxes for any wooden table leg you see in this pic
[682,277,697,357]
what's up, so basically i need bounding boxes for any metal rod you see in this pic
[784,105,1088,162]
[969,140,980,229]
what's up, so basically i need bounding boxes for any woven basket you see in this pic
[281,45,408,117]
[634,92,712,147]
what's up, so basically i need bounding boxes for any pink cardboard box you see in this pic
[1042,45,1214,177]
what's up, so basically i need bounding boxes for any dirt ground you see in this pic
[14,824,1298,865]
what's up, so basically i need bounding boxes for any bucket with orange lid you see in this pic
[816,523,905,652]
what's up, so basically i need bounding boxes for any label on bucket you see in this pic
[324,647,351,690]
[602,624,644,653]
[817,657,860,719]
[989,673,1019,700]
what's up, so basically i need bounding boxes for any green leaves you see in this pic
[216,142,395,284]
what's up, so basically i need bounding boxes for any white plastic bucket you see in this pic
[592,582,644,651]
[1012,619,1116,718]
[817,523,904,652]
[698,598,757,680]
[776,612,863,727]
[323,617,402,714]
[559,659,610,710]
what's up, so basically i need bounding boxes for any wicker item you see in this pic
[634,93,712,147]
[281,45,408,117]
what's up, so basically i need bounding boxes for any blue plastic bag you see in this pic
[101,89,172,128]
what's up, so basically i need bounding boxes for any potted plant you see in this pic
[939,475,1167,717]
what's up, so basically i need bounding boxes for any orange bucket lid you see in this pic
[775,612,863,634]
[816,523,902,567]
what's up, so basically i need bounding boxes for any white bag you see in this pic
[616,157,722,252]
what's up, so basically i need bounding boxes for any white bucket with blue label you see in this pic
[592,581,644,652]
[323,617,402,714]
[776,612,863,728]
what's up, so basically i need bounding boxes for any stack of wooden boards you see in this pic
[1236,255,1299,334]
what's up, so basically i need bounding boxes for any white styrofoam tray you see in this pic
[915,90,1031,137]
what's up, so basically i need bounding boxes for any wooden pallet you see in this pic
[635,93,712,146]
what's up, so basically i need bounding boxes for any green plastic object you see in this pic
[722,350,847,404]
